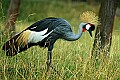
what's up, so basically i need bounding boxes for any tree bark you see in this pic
[5,0,21,36]
[91,0,118,58]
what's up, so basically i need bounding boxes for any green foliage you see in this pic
[0,0,120,80]
[1,0,100,22]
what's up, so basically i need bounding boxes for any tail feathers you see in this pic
[2,34,19,56]
[2,33,29,56]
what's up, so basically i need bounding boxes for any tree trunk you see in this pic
[5,0,21,36]
[91,0,118,58]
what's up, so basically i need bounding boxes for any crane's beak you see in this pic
[88,29,92,37]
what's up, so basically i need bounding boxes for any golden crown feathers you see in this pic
[80,11,100,26]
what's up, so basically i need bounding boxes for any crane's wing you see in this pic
[17,28,53,45]
[2,28,53,56]
[26,18,58,32]
[2,17,72,56]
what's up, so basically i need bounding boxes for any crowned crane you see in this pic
[2,11,99,75]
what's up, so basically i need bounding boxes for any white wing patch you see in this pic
[31,26,37,29]
[28,28,53,43]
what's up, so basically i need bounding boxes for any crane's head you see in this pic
[82,23,95,37]
[80,11,100,37]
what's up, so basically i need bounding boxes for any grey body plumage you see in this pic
[25,18,86,49]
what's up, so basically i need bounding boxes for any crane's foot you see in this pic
[46,61,65,80]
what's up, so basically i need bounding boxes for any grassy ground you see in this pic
[0,0,120,80]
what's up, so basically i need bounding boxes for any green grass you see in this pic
[0,0,120,80]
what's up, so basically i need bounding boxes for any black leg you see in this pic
[46,51,52,72]
[46,51,64,80]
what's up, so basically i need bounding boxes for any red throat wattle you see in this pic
[89,23,92,26]
[82,28,86,32]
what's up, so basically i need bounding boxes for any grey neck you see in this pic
[65,22,86,41]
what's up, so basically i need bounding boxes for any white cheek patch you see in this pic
[28,28,53,43]
[86,24,91,30]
